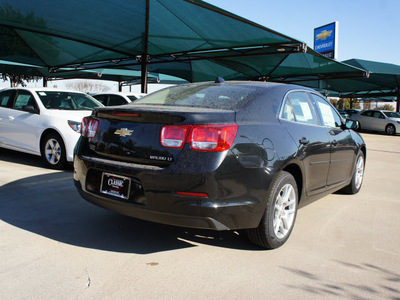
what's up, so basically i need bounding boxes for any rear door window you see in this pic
[310,93,342,128]
[282,91,319,125]
[93,94,107,105]
[109,95,127,106]
[0,90,16,108]
[361,111,372,117]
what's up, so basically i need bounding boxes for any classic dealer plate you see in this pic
[100,172,131,199]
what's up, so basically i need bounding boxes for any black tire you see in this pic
[247,171,298,249]
[340,151,365,194]
[385,124,396,135]
[41,132,67,169]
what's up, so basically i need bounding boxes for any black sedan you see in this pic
[73,81,366,249]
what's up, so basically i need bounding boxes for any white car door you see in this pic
[0,90,17,145]
[3,90,41,153]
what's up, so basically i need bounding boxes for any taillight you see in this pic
[81,116,99,138]
[161,125,190,149]
[161,124,238,152]
[190,125,237,152]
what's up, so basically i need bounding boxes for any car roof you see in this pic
[94,92,146,96]
[2,87,88,94]
[159,81,319,94]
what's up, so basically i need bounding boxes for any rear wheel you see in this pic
[247,171,298,249]
[385,124,396,135]
[41,133,67,169]
[341,151,365,194]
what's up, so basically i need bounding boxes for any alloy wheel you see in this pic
[273,183,296,239]
[355,155,364,190]
[44,138,62,165]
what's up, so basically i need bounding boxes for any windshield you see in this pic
[36,91,102,110]
[383,111,400,118]
[131,83,260,110]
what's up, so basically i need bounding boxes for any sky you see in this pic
[2,0,399,91]
[205,0,400,64]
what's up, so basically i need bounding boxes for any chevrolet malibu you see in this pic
[350,109,400,135]
[0,88,103,169]
[73,81,366,249]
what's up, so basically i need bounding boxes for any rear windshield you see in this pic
[36,91,102,110]
[131,83,260,110]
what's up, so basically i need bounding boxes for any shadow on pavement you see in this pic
[281,261,400,298]
[0,147,74,170]
[0,171,261,254]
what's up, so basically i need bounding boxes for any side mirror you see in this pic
[345,119,359,130]
[22,105,40,114]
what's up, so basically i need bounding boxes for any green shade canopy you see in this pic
[287,58,400,111]
[0,0,300,67]
[0,60,187,86]
[0,0,367,91]
[291,59,400,98]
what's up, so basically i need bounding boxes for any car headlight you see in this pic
[68,120,81,133]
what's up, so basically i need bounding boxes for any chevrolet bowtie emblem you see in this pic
[316,29,332,41]
[114,128,133,137]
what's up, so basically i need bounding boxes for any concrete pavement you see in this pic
[0,132,399,299]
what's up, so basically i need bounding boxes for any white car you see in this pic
[0,87,103,168]
[351,109,400,135]
[92,92,146,106]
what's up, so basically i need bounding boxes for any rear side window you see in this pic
[93,94,107,105]
[109,95,127,106]
[282,91,318,125]
[361,111,372,117]
[0,90,16,108]
[372,111,384,119]
[131,83,261,110]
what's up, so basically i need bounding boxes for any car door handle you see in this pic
[331,139,338,146]
[8,116,14,121]
[299,137,309,145]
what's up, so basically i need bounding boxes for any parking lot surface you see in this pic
[1,132,399,299]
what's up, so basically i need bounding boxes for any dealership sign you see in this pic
[314,22,338,59]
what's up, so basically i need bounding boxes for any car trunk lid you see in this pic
[87,105,236,166]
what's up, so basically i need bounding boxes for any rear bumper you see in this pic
[73,153,267,230]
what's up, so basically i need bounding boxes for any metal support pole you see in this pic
[141,0,150,94]
[141,58,148,93]
[396,77,400,112]
[43,77,48,87]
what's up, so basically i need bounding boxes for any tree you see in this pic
[377,104,394,111]
[65,80,111,93]
[1,73,40,87]
[0,4,55,87]
[362,100,371,110]
[329,98,338,108]
[337,98,361,110]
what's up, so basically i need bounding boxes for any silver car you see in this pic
[351,109,400,135]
